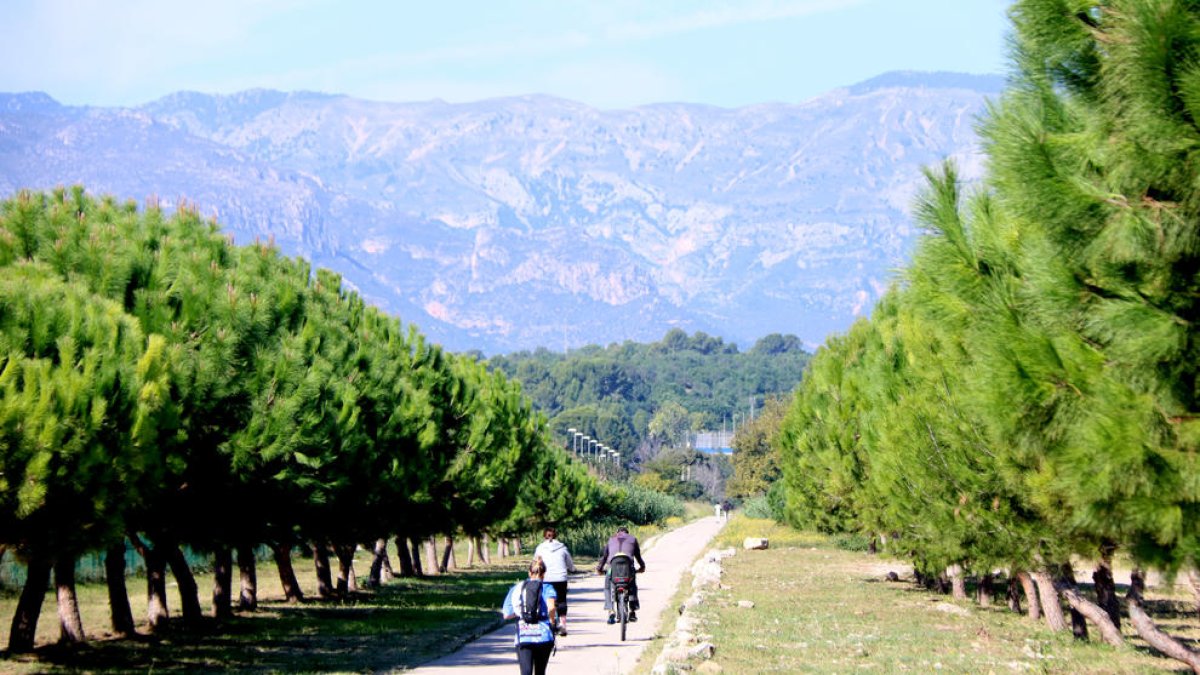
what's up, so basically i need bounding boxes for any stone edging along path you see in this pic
[648,546,737,674]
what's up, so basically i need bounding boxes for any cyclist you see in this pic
[595,526,646,624]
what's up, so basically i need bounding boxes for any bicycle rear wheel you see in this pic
[617,590,628,641]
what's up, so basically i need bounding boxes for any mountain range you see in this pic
[0,71,1005,353]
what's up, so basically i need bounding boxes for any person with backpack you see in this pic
[533,526,577,636]
[501,556,558,675]
[595,526,646,624]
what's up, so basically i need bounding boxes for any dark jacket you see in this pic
[596,532,645,572]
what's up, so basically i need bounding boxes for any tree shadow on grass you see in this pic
[13,568,523,673]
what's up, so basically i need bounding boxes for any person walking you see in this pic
[595,526,646,624]
[501,557,558,675]
[533,526,577,636]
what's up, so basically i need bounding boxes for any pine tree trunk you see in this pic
[105,543,135,636]
[368,539,388,587]
[396,535,415,577]
[947,564,967,600]
[166,546,203,625]
[1092,545,1121,629]
[934,572,951,594]
[441,536,456,572]
[127,534,171,633]
[1031,570,1067,632]
[480,535,491,564]
[1006,576,1022,614]
[511,537,521,555]
[55,554,86,643]
[237,545,258,611]
[146,549,170,632]
[1057,582,1124,647]
[1127,569,1200,673]
[424,538,441,576]
[1058,563,1088,641]
[382,543,395,582]
[271,543,304,602]
[1017,571,1040,621]
[1188,569,1200,618]
[212,547,233,620]
[334,544,356,597]
[312,542,334,599]
[498,538,509,559]
[8,553,51,652]
[466,538,476,567]
[977,572,993,607]
[409,538,424,577]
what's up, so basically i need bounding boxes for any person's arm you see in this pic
[633,541,646,572]
[544,585,558,625]
[565,550,577,574]
[595,540,610,573]
[501,585,517,619]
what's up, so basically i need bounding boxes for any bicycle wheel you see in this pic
[618,590,628,641]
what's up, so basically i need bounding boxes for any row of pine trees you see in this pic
[779,0,1200,670]
[0,187,601,652]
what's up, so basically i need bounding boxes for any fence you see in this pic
[0,544,270,590]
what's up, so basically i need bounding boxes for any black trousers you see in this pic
[517,641,553,675]
[548,580,569,616]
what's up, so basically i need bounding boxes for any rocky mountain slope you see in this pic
[0,71,1004,352]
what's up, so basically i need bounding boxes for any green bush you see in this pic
[594,481,685,525]
[830,532,873,552]
[743,494,774,519]
[555,521,616,558]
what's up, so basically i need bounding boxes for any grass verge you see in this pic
[658,515,1194,674]
[0,543,545,673]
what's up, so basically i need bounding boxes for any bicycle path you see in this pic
[408,516,727,674]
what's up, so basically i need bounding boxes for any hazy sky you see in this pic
[1,0,1013,109]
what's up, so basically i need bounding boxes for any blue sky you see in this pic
[1,0,1012,109]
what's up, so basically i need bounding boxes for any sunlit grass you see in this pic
[644,515,1192,674]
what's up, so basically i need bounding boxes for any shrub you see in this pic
[743,494,774,519]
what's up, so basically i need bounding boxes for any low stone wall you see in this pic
[650,546,737,674]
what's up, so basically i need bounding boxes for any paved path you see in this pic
[410,516,726,674]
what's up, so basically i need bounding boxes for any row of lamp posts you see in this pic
[566,427,620,468]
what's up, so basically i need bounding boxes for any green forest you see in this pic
[776,0,1200,669]
[487,329,808,458]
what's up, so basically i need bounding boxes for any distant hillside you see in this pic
[0,72,1003,352]
[486,328,811,459]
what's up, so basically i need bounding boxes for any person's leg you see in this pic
[517,644,535,675]
[532,642,553,675]
[629,578,640,620]
[551,581,568,633]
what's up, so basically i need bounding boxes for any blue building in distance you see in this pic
[693,431,733,454]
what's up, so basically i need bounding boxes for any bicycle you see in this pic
[605,555,639,642]
[612,575,634,641]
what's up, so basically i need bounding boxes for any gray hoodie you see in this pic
[534,539,576,583]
